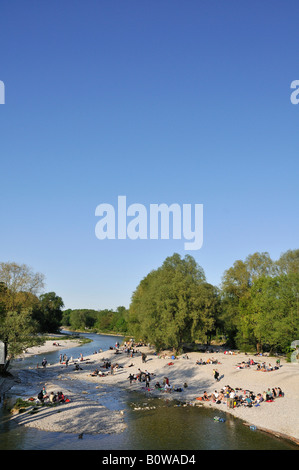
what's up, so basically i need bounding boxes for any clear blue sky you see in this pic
[0,1,298,310]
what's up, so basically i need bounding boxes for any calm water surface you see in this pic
[0,332,297,450]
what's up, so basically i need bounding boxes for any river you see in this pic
[0,332,297,450]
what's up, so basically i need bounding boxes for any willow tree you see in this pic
[129,253,219,352]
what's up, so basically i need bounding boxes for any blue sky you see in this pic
[0,1,298,310]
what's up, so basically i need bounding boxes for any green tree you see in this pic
[0,262,46,361]
[276,249,299,275]
[0,308,43,359]
[69,309,98,330]
[220,259,251,347]
[107,306,129,333]
[190,283,222,345]
[220,252,276,349]
[248,273,299,353]
[0,262,45,310]
[129,253,217,352]
[33,292,64,333]
[245,252,275,280]
[61,309,72,326]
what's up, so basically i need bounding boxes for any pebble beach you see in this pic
[3,339,299,446]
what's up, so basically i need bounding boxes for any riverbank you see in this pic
[70,346,299,445]
[0,338,83,396]
[18,337,84,358]
[3,342,299,446]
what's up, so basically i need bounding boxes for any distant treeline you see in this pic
[61,306,129,335]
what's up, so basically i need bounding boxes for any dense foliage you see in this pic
[128,251,299,354]
[0,262,63,358]
[219,249,299,353]
[61,306,129,334]
[129,253,221,351]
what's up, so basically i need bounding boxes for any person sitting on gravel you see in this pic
[37,390,44,403]
[244,395,253,407]
[49,392,57,403]
[57,391,65,403]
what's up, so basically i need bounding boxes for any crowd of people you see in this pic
[121,340,144,358]
[128,368,154,387]
[36,340,286,415]
[235,358,258,369]
[256,360,281,371]
[235,358,281,371]
[127,370,187,394]
[89,360,125,377]
[197,384,284,408]
[196,357,221,365]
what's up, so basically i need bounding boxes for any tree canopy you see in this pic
[128,253,220,351]
[0,262,45,358]
[128,249,298,355]
[220,249,299,352]
[0,262,64,359]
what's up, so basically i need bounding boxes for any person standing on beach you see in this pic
[128,373,134,384]
[145,371,150,388]
[164,377,169,386]
[213,369,220,381]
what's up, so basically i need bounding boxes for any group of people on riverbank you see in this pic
[235,358,281,372]
[128,368,154,387]
[89,362,123,377]
[198,384,284,408]
[121,340,145,358]
[256,360,281,371]
[127,369,187,394]
[58,352,86,366]
[235,358,258,369]
[196,357,221,365]
[36,386,69,405]
[40,340,285,412]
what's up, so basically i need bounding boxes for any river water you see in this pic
[0,332,297,450]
